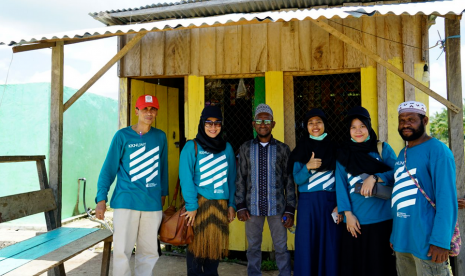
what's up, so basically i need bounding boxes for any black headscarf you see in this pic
[337,106,391,176]
[287,109,337,174]
[195,106,227,154]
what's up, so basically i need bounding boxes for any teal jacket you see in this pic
[179,140,236,211]
[96,126,168,211]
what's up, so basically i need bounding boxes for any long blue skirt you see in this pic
[294,191,341,276]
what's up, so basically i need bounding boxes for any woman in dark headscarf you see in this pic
[335,106,397,276]
[178,105,237,276]
[289,108,342,276]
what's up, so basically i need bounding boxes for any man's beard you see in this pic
[398,121,425,141]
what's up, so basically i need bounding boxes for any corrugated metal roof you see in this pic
[2,0,463,46]
[89,0,444,26]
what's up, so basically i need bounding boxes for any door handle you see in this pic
[173,131,176,139]
[174,142,180,148]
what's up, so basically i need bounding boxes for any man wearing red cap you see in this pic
[95,94,168,276]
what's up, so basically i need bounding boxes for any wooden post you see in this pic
[49,40,65,276]
[100,237,112,276]
[402,15,417,101]
[119,78,129,129]
[36,159,57,230]
[376,17,388,142]
[283,75,296,150]
[445,15,465,275]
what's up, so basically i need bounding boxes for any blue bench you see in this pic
[0,156,112,276]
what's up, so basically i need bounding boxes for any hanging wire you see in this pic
[327,19,460,61]
[327,19,423,50]
[433,30,461,60]
[327,19,459,51]
[0,52,14,112]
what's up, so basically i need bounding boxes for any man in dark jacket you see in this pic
[235,103,296,276]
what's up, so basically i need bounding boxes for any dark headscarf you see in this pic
[195,106,227,154]
[337,106,391,176]
[288,109,337,174]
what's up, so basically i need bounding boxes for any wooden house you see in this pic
[3,0,465,272]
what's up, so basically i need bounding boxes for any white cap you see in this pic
[398,101,426,115]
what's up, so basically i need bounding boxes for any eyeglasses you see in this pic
[254,120,272,125]
[205,120,222,128]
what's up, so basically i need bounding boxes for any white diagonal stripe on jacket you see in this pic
[130,146,159,167]
[131,162,159,182]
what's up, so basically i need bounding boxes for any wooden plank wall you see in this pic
[119,15,425,77]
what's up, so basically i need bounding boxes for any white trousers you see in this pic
[113,209,163,276]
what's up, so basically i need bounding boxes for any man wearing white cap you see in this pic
[95,95,168,276]
[390,101,458,275]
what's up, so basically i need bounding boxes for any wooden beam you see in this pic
[49,40,65,276]
[283,68,360,76]
[445,15,465,276]
[0,155,45,163]
[308,17,460,114]
[0,189,57,223]
[63,32,147,112]
[12,42,56,53]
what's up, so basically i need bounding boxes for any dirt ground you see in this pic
[0,214,281,276]
[54,250,280,276]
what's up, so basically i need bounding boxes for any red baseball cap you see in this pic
[136,95,159,110]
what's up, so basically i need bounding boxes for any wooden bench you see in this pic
[0,156,113,276]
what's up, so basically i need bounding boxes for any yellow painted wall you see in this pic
[414,63,430,134]
[386,58,407,154]
[186,76,205,139]
[265,71,295,251]
[265,71,285,142]
[361,67,379,136]
[167,87,181,209]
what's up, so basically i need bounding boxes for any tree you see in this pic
[429,99,465,142]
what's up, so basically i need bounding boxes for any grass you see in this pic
[260,258,278,271]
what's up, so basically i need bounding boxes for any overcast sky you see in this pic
[0,0,463,115]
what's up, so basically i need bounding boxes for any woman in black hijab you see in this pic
[179,105,237,276]
[289,108,342,276]
[335,106,397,276]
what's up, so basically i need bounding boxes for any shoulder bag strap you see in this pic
[404,145,436,209]
[178,140,199,206]
[377,141,384,161]
[193,139,198,157]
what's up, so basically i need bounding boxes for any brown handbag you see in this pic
[158,179,194,246]
[158,141,197,246]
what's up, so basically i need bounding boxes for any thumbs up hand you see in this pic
[306,152,322,170]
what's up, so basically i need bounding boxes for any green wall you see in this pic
[0,83,117,227]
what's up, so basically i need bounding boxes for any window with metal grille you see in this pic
[204,78,256,154]
[292,73,362,145]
